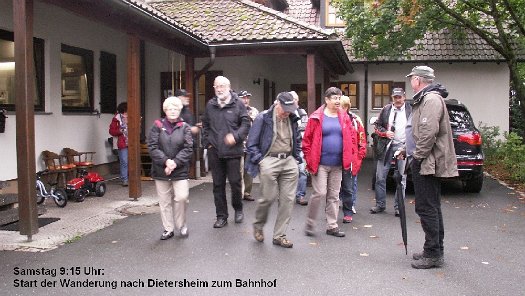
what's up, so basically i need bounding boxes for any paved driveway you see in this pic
[1,160,524,295]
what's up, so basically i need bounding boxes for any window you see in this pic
[339,81,359,109]
[372,81,407,109]
[99,51,117,114]
[324,0,345,27]
[61,44,93,112]
[0,29,45,111]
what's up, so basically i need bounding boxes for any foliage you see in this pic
[479,123,525,182]
[333,0,525,121]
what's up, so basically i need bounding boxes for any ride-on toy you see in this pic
[66,169,106,202]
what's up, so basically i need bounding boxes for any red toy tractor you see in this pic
[66,169,106,202]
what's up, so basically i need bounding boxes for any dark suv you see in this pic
[371,99,484,193]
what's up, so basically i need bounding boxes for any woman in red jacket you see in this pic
[302,87,355,238]
[339,95,367,223]
[109,102,128,186]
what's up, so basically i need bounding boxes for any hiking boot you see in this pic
[243,194,254,201]
[254,227,264,242]
[394,209,400,217]
[411,256,444,269]
[296,197,308,206]
[272,237,293,248]
[370,206,386,214]
[326,227,345,237]
[413,251,444,261]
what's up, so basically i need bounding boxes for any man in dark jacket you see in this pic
[202,76,251,228]
[246,92,301,248]
[370,88,412,216]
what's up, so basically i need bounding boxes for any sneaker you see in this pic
[254,227,264,242]
[411,256,444,269]
[352,206,357,214]
[121,180,128,187]
[394,209,400,217]
[296,197,308,206]
[343,216,353,223]
[370,206,386,214]
[180,226,188,238]
[272,237,293,248]
[326,227,345,237]
[160,230,174,240]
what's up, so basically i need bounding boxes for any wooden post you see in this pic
[184,56,198,178]
[13,0,38,239]
[127,35,141,200]
[306,52,316,114]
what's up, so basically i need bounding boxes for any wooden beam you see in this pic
[13,0,38,239]
[185,56,195,112]
[306,53,316,114]
[323,68,330,93]
[127,34,141,199]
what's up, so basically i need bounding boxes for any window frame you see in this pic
[372,81,392,109]
[324,0,345,27]
[60,43,94,113]
[338,81,359,109]
[0,28,45,112]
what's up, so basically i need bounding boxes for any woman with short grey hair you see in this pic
[147,96,193,240]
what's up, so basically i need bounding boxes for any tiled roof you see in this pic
[344,29,512,63]
[144,0,333,44]
[284,0,511,63]
[285,0,319,26]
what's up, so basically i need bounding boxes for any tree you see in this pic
[333,0,525,121]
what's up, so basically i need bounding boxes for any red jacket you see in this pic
[348,112,367,175]
[109,114,128,149]
[302,105,355,175]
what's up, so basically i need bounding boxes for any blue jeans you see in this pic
[352,174,358,207]
[339,169,354,217]
[118,148,128,182]
[296,161,307,201]
[374,143,406,209]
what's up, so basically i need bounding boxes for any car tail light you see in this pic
[457,132,482,146]
[457,160,484,166]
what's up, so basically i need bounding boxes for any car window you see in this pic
[447,105,474,129]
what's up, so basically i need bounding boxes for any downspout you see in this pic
[364,62,370,157]
[193,47,216,179]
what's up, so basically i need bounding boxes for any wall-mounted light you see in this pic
[253,78,261,85]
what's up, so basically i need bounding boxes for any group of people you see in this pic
[135,65,456,270]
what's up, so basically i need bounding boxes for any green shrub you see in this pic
[479,123,525,183]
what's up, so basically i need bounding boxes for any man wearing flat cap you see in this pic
[238,90,259,201]
[370,87,412,216]
[405,65,458,269]
[245,92,301,248]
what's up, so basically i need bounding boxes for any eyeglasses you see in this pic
[329,95,341,100]
[213,84,229,89]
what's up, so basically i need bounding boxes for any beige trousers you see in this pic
[306,165,342,230]
[155,179,189,233]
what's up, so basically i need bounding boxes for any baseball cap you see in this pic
[238,90,252,98]
[174,89,190,97]
[406,66,435,79]
[277,92,297,113]
[392,88,405,96]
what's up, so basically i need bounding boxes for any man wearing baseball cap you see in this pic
[370,87,411,216]
[238,90,259,201]
[245,92,301,248]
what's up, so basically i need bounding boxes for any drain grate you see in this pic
[0,217,60,231]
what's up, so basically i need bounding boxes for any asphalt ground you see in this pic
[1,159,524,295]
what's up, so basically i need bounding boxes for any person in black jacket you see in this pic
[202,76,251,228]
[147,96,193,240]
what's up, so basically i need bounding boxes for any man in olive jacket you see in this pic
[202,76,251,229]
[406,66,458,269]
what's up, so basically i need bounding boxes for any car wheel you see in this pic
[95,182,106,197]
[463,175,483,193]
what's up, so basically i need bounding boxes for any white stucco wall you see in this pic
[0,1,134,180]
